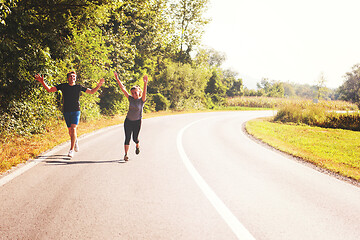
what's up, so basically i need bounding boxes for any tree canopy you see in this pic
[0,0,246,135]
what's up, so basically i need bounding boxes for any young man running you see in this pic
[36,71,105,158]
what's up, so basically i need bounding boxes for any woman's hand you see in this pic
[114,71,120,81]
[114,71,125,89]
[143,75,148,84]
[35,74,44,83]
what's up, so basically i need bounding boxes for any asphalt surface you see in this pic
[1,111,360,240]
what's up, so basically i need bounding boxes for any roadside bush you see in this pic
[273,103,303,123]
[171,97,206,110]
[99,86,128,116]
[151,93,170,111]
[302,105,327,126]
[205,93,215,109]
[0,98,60,136]
[274,103,360,131]
[79,93,101,121]
[152,62,210,110]
[321,113,360,131]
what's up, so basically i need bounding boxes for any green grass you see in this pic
[246,118,360,181]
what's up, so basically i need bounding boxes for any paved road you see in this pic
[1,111,360,239]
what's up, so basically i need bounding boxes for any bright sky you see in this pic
[201,0,360,89]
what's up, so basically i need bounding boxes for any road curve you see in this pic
[1,111,360,240]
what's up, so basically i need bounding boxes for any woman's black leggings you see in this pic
[124,118,142,145]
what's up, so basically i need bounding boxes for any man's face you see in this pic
[68,73,76,85]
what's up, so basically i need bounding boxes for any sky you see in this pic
[201,0,360,89]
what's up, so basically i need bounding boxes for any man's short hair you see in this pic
[67,71,76,79]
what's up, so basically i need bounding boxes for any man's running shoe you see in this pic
[68,150,74,158]
[74,140,79,152]
[124,155,129,161]
[135,147,140,155]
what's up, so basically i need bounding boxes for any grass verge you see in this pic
[0,114,127,175]
[246,118,360,182]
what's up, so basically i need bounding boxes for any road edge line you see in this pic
[177,118,256,240]
[0,124,122,187]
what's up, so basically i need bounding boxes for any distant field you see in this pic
[226,96,359,111]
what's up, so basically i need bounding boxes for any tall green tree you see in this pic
[316,72,328,100]
[154,61,210,109]
[256,78,284,98]
[338,63,360,106]
[205,70,226,104]
[169,0,210,63]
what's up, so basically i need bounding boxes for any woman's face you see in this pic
[131,88,140,99]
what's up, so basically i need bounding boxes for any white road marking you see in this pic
[177,118,256,240]
[0,124,121,187]
[0,160,40,187]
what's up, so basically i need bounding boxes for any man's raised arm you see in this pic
[35,74,57,92]
[86,78,105,94]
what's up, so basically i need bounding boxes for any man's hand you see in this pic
[35,74,57,92]
[35,74,44,83]
[99,78,105,85]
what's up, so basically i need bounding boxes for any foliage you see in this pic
[169,0,210,63]
[205,69,226,105]
[274,102,360,131]
[274,103,327,126]
[152,61,210,110]
[0,97,60,136]
[320,113,360,131]
[337,63,360,107]
[0,0,112,135]
[247,80,336,100]
[151,93,170,111]
[315,72,328,100]
[221,69,244,97]
[2,0,250,137]
[0,0,19,25]
[99,86,128,115]
[256,78,284,98]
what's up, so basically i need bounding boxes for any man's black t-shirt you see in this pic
[56,83,87,112]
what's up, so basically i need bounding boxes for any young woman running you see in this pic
[114,72,148,161]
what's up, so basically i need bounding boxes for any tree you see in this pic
[169,0,210,63]
[0,0,19,25]
[220,69,243,97]
[338,63,360,106]
[282,82,296,97]
[257,78,284,98]
[153,61,210,109]
[205,70,226,104]
[316,72,327,100]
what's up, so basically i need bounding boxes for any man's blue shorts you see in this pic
[63,111,81,128]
